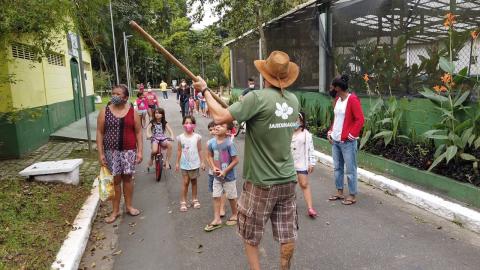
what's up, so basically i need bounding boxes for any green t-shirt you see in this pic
[228,88,299,186]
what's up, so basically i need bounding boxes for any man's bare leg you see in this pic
[244,242,261,270]
[280,242,295,270]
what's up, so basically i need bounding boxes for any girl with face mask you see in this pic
[291,112,318,218]
[97,84,143,223]
[175,115,205,212]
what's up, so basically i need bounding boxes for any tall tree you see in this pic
[190,0,309,58]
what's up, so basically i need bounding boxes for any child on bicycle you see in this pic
[204,122,239,231]
[291,112,318,218]
[146,108,175,169]
[176,115,205,212]
[136,92,148,127]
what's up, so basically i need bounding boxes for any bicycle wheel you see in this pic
[155,154,163,182]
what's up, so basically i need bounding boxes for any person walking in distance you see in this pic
[194,51,300,270]
[160,80,168,100]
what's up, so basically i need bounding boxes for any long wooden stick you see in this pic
[129,21,228,108]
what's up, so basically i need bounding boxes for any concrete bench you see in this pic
[19,159,84,185]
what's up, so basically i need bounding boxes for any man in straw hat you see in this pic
[194,51,300,270]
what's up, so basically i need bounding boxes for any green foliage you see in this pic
[420,56,480,172]
[373,97,408,146]
[228,93,239,105]
[93,70,111,96]
[219,47,230,83]
[360,98,384,149]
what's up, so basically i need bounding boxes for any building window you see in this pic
[11,42,36,61]
[47,53,65,66]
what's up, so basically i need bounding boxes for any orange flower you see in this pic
[472,30,479,40]
[434,85,448,93]
[444,12,456,29]
[441,73,452,84]
[363,73,369,82]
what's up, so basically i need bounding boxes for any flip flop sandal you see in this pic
[328,195,345,201]
[126,208,141,216]
[204,223,222,232]
[342,199,357,205]
[225,218,237,226]
[104,213,120,224]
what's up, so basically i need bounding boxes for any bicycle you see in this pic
[148,137,173,182]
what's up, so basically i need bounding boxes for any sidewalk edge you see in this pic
[51,179,100,270]
[314,151,480,234]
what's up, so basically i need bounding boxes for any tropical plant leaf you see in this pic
[439,57,455,73]
[445,145,457,163]
[454,67,468,84]
[360,130,371,150]
[434,144,446,158]
[460,153,477,161]
[378,118,392,125]
[453,91,470,108]
[429,152,447,171]
[475,137,480,149]
[420,87,449,103]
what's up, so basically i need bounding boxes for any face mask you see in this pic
[293,123,301,130]
[147,89,152,92]
[183,123,196,133]
[110,96,125,105]
[329,89,337,98]
[249,84,255,89]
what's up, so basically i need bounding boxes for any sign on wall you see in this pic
[67,32,79,58]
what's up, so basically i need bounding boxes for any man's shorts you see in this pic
[213,179,237,199]
[237,181,298,246]
[181,168,199,179]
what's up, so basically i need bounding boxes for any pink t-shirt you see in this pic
[136,98,147,110]
[145,92,158,106]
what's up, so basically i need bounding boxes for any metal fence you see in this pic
[332,0,480,96]
[227,0,480,96]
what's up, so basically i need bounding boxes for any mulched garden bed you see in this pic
[314,131,480,187]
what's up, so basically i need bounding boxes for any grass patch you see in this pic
[0,148,98,269]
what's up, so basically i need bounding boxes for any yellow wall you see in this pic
[0,41,12,112]
[4,33,94,110]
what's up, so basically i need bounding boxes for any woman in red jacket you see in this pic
[327,75,365,205]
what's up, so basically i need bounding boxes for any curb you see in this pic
[314,151,480,234]
[51,179,100,270]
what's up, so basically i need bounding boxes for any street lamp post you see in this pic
[109,0,119,85]
[123,32,133,93]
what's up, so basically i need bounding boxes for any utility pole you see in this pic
[123,32,132,93]
[109,0,119,85]
[76,34,93,153]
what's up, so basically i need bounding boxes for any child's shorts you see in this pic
[181,168,200,179]
[200,101,206,110]
[137,109,147,115]
[208,174,214,193]
[212,179,237,199]
[151,136,168,146]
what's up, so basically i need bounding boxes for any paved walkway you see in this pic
[88,92,480,270]
[51,111,98,141]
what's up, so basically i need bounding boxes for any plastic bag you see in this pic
[98,166,114,201]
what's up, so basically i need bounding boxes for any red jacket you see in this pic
[328,93,365,142]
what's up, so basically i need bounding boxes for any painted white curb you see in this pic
[51,179,100,270]
[314,150,480,234]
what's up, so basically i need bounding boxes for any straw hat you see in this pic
[254,51,299,89]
